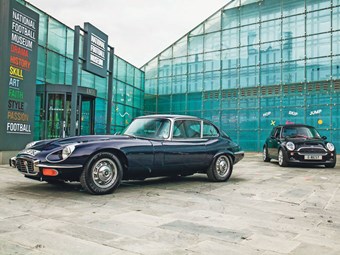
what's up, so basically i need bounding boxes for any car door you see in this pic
[268,127,282,158]
[161,119,208,175]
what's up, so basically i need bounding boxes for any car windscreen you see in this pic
[282,126,321,139]
[123,118,170,139]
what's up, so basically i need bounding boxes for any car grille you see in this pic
[297,147,327,155]
[16,158,38,175]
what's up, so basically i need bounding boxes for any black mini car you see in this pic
[263,124,336,168]
[10,115,244,195]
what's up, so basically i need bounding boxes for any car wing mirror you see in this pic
[322,136,327,140]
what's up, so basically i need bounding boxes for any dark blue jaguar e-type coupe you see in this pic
[10,115,244,195]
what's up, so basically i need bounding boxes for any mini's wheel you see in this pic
[325,162,336,168]
[80,152,123,195]
[207,154,233,182]
[263,147,271,162]
[278,149,288,167]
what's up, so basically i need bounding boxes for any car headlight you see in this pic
[286,142,295,151]
[25,141,38,149]
[326,143,335,152]
[62,145,76,159]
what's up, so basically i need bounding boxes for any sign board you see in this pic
[0,0,39,150]
[83,23,108,78]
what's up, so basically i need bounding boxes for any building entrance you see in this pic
[46,93,95,138]
[36,84,97,140]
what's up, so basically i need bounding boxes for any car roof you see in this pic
[135,114,202,121]
[276,124,315,129]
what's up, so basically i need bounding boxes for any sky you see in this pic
[27,0,228,67]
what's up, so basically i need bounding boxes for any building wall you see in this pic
[21,1,145,140]
[143,0,340,151]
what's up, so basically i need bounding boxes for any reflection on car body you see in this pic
[10,115,244,195]
[263,124,336,168]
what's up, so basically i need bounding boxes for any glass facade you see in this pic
[21,1,145,140]
[143,0,340,151]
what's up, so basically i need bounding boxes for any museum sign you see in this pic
[0,0,39,150]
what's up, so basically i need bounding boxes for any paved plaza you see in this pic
[0,153,339,255]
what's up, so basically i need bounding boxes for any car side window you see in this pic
[275,127,282,138]
[173,120,201,139]
[203,122,219,137]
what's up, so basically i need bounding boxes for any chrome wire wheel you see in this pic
[215,155,230,178]
[92,158,118,189]
[263,148,267,161]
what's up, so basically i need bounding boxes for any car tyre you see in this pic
[325,162,336,168]
[263,146,271,162]
[278,149,288,167]
[207,154,233,182]
[80,152,123,195]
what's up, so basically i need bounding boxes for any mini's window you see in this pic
[203,122,219,137]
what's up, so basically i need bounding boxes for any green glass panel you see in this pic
[117,58,127,82]
[188,36,204,55]
[333,6,340,30]
[204,51,221,71]
[37,46,46,82]
[173,75,187,94]
[47,18,66,55]
[205,12,221,33]
[222,49,239,69]
[282,0,305,16]
[172,94,186,113]
[173,57,187,75]
[126,85,133,106]
[306,0,331,11]
[65,58,73,85]
[188,73,203,92]
[306,105,331,128]
[158,77,172,95]
[204,71,221,91]
[260,0,281,21]
[221,69,239,89]
[145,79,157,94]
[204,32,221,52]
[134,69,142,89]
[240,66,259,87]
[66,28,74,58]
[222,28,239,49]
[240,2,259,26]
[282,60,305,84]
[80,69,95,88]
[133,89,142,109]
[282,37,305,62]
[117,81,126,104]
[332,55,340,79]
[240,45,259,66]
[27,5,47,46]
[306,9,331,35]
[95,76,107,99]
[306,34,331,58]
[222,6,239,29]
[144,94,157,113]
[190,24,204,36]
[159,47,173,60]
[173,37,188,58]
[282,14,305,39]
[187,92,202,111]
[46,51,65,84]
[188,54,203,73]
[261,19,281,43]
[221,110,238,130]
[157,95,171,113]
[306,58,331,82]
[144,58,158,79]
[240,24,259,46]
[260,63,281,86]
[261,41,281,64]
[126,64,134,85]
[259,107,281,129]
[159,59,172,77]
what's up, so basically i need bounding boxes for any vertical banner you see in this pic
[83,22,108,78]
[0,0,39,150]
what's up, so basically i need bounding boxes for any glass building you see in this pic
[20,0,145,141]
[142,0,340,151]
